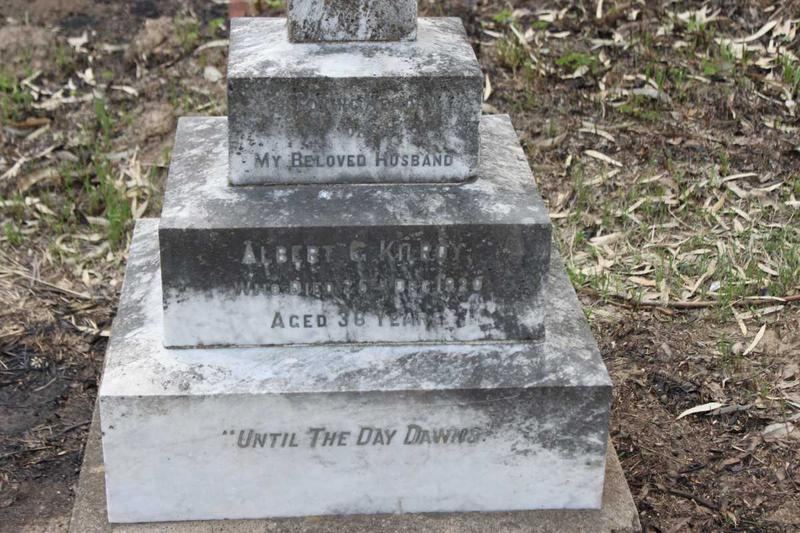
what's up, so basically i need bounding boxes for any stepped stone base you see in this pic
[71,410,640,532]
[98,219,612,523]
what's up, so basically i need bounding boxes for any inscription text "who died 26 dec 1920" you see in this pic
[239,239,486,295]
[235,238,492,330]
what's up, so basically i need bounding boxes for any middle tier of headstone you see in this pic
[227,17,483,185]
[159,115,551,348]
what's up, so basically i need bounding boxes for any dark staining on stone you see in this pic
[277,387,611,460]
[506,388,611,459]
[228,76,481,177]
[159,224,548,341]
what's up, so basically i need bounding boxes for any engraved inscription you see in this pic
[234,233,496,331]
[251,151,455,171]
[224,424,484,450]
[237,238,485,297]
[192,220,545,340]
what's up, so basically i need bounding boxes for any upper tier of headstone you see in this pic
[288,0,417,42]
[227,17,482,185]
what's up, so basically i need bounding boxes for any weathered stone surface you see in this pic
[72,411,641,531]
[99,219,612,523]
[288,0,417,42]
[160,115,551,348]
[227,17,482,185]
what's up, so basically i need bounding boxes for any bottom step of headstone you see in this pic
[71,409,641,532]
[98,219,614,523]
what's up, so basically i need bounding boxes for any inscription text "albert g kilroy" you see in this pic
[243,239,467,267]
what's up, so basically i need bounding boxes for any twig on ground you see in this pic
[0,446,52,461]
[657,483,721,512]
[4,268,95,300]
[32,376,58,392]
[582,288,800,309]
[56,421,91,437]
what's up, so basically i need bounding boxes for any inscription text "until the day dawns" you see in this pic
[225,424,484,451]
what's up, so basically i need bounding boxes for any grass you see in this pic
[780,55,800,97]
[258,0,285,9]
[36,98,135,249]
[548,136,800,314]
[645,63,689,100]
[531,20,549,31]
[54,44,76,74]
[555,51,600,74]
[617,95,662,121]
[0,69,34,122]
[492,8,514,25]
[684,13,717,51]
[87,99,132,247]
[497,36,527,72]
[175,16,201,52]
[3,221,24,246]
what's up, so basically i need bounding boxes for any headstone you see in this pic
[95,2,620,525]
[287,0,417,42]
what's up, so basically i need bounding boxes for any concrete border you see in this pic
[70,408,640,532]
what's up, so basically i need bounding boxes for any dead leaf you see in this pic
[16,167,59,193]
[631,86,672,105]
[584,150,622,167]
[195,39,229,53]
[579,122,616,142]
[7,117,50,129]
[483,73,493,102]
[629,276,656,287]
[203,66,223,83]
[743,324,767,356]
[533,133,567,150]
[762,422,796,442]
[589,232,624,247]
[67,31,89,51]
[734,20,779,44]
[677,402,724,420]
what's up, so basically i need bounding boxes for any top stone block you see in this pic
[288,0,417,42]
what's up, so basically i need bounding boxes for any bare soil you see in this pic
[1,1,798,532]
